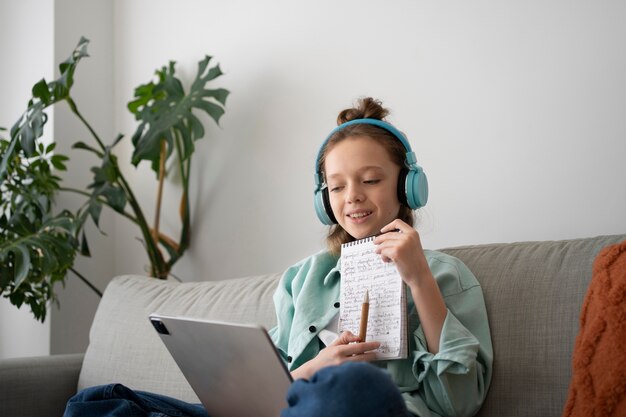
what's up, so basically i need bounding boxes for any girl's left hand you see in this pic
[373,219,430,288]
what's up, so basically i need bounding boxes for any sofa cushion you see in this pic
[77,273,281,403]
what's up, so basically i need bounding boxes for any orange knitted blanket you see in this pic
[562,239,626,417]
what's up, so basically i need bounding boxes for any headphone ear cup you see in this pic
[403,168,429,209]
[322,188,337,224]
[314,188,337,225]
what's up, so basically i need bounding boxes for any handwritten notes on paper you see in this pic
[339,237,408,360]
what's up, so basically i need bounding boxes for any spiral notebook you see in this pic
[339,236,408,360]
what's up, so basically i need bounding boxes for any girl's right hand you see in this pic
[290,331,380,380]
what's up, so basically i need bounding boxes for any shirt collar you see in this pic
[323,257,341,286]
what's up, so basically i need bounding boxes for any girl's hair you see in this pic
[320,97,415,256]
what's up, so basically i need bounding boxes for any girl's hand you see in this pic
[375,219,448,353]
[374,219,431,289]
[291,331,380,380]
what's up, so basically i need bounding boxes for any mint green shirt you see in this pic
[269,249,493,417]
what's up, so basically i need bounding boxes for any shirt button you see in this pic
[334,302,340,308]
[287,356,292,363]
[309,325,316,333]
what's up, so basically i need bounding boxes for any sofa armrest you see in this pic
[0,353,84,417]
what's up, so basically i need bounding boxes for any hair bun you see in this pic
[337,97,390,125]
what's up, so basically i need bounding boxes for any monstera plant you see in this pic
[0,37,229,321]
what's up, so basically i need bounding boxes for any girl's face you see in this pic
[324,136,402,240]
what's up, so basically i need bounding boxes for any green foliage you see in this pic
[129,57,228,173]
[0,137,78,322]
[0,37,88,181]
[0,37,229,322]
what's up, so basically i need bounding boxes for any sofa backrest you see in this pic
[78,272,282,403]
[441,234,625,417]
[78,234,625,416]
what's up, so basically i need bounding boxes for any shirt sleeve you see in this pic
[268,264,297,363]
[402,255,493,417]
[410,309,487,417]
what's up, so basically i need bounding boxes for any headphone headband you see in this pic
[314,119,413,177]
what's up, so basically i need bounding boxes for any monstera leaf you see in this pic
[129,56,229,173]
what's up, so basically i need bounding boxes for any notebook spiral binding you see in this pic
[341,236,375,248]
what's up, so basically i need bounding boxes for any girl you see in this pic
[63,98,492,417]
[269,97,492,417]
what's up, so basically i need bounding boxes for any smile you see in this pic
[347,211,372,219]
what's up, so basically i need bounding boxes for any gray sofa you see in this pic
[1,234,624,417]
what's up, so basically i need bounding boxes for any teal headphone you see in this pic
[313,118,428,225]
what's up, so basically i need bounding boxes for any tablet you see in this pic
[149,313,293,417]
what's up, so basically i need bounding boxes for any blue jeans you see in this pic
[63,383,207,417]
[64,362,413,417]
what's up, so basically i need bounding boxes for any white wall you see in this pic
[2,0,625,356]
[0,0,54,359]
[113,0,626,285]
[50,0,115,355]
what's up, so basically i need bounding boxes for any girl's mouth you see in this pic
[347,211,373,223]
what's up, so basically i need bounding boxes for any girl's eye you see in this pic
[364,179,380,185]
[328,185,343,192]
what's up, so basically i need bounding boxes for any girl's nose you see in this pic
[346,184,365,203]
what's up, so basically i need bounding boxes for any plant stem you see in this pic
[166,131,191,269]
[117,173,167,278]
[168,271,183,283]
[153,140,166,244]
[65,95,166,278]
[181,156,191,250]
[69,267,102,297]
[66,97,106,152]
